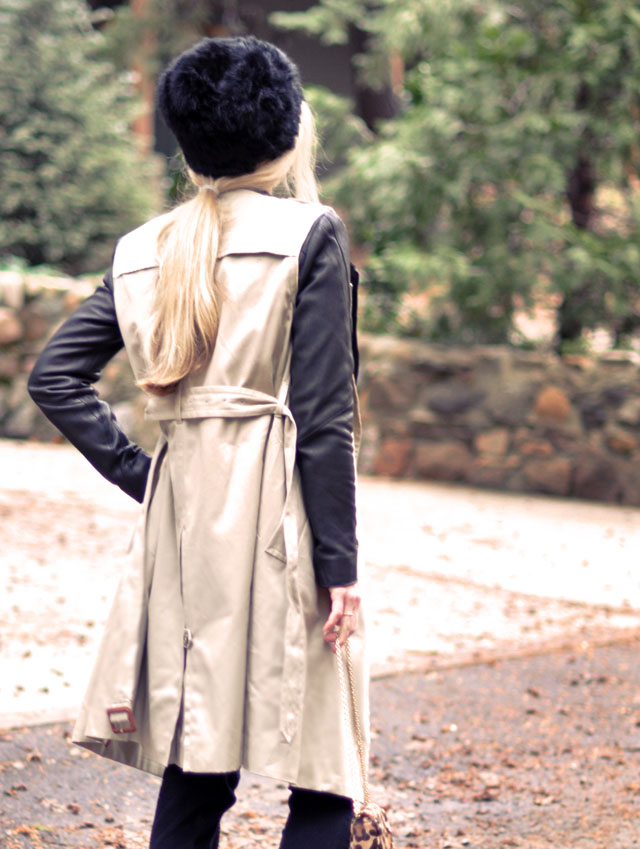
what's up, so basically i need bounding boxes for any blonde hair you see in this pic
[139,101,319,396]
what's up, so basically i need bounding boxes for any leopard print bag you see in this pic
[336,642,394,849]
[350,802,393,848]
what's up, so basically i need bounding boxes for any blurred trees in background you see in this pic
[3,0,640,351]
[276,0,640,349]
[92,0,216,74]
[0,0,155,273]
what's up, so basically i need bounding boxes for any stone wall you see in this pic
[0,272,158,451]
[3,272,640,505]
[357,335,640,505]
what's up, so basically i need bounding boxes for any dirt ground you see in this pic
[2,638,640,849]
[2,440,640,847]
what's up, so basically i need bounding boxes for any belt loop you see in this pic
[277,350,292,408]
[176,381,183,423]
[277,378,290,410]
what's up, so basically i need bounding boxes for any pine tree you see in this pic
[0,0,156,273]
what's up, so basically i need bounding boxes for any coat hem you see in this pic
[72,736,357,800]
[73,737,167,779]
[244,764,356,801]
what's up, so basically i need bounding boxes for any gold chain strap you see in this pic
[336,640,369,806]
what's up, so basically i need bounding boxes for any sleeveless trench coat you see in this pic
[71,189,369,800]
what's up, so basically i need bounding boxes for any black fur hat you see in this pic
[157,36,304,178]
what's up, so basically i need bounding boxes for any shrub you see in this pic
[0,0,156,274]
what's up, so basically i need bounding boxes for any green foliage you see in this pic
[305,86,372,174]
[99,0,233,76]
[276,0,640,346]
[271,1,362,47]
[0,0,156,273]
[0,254,62,277]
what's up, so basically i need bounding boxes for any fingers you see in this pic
[336,611,356,649]
[322,584,361,652]
[322,591,346,638]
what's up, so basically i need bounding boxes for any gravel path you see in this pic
[2,639,640,848]
[2,440,640,726]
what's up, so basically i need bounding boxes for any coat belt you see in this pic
[146,383,305,745]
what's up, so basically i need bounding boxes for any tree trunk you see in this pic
[347,22,400,131]
[558,81,595,347]
[131,0,155,154]
[567,153,595,229]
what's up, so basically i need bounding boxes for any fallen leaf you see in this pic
[473,789,499,802]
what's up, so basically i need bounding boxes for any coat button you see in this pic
[183,628,193,649]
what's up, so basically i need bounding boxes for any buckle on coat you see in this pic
[107,705,137,734]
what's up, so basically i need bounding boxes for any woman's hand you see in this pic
[322,583,361,651]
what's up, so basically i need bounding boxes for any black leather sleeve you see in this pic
[27,270,151,503]
[289,212,358,588]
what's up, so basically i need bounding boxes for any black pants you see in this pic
[149,764,353,849]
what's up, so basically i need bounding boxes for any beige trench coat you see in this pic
[72,189,369,800]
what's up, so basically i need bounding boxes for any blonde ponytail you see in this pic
[139,101,319,396]
[139,185,221,395]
